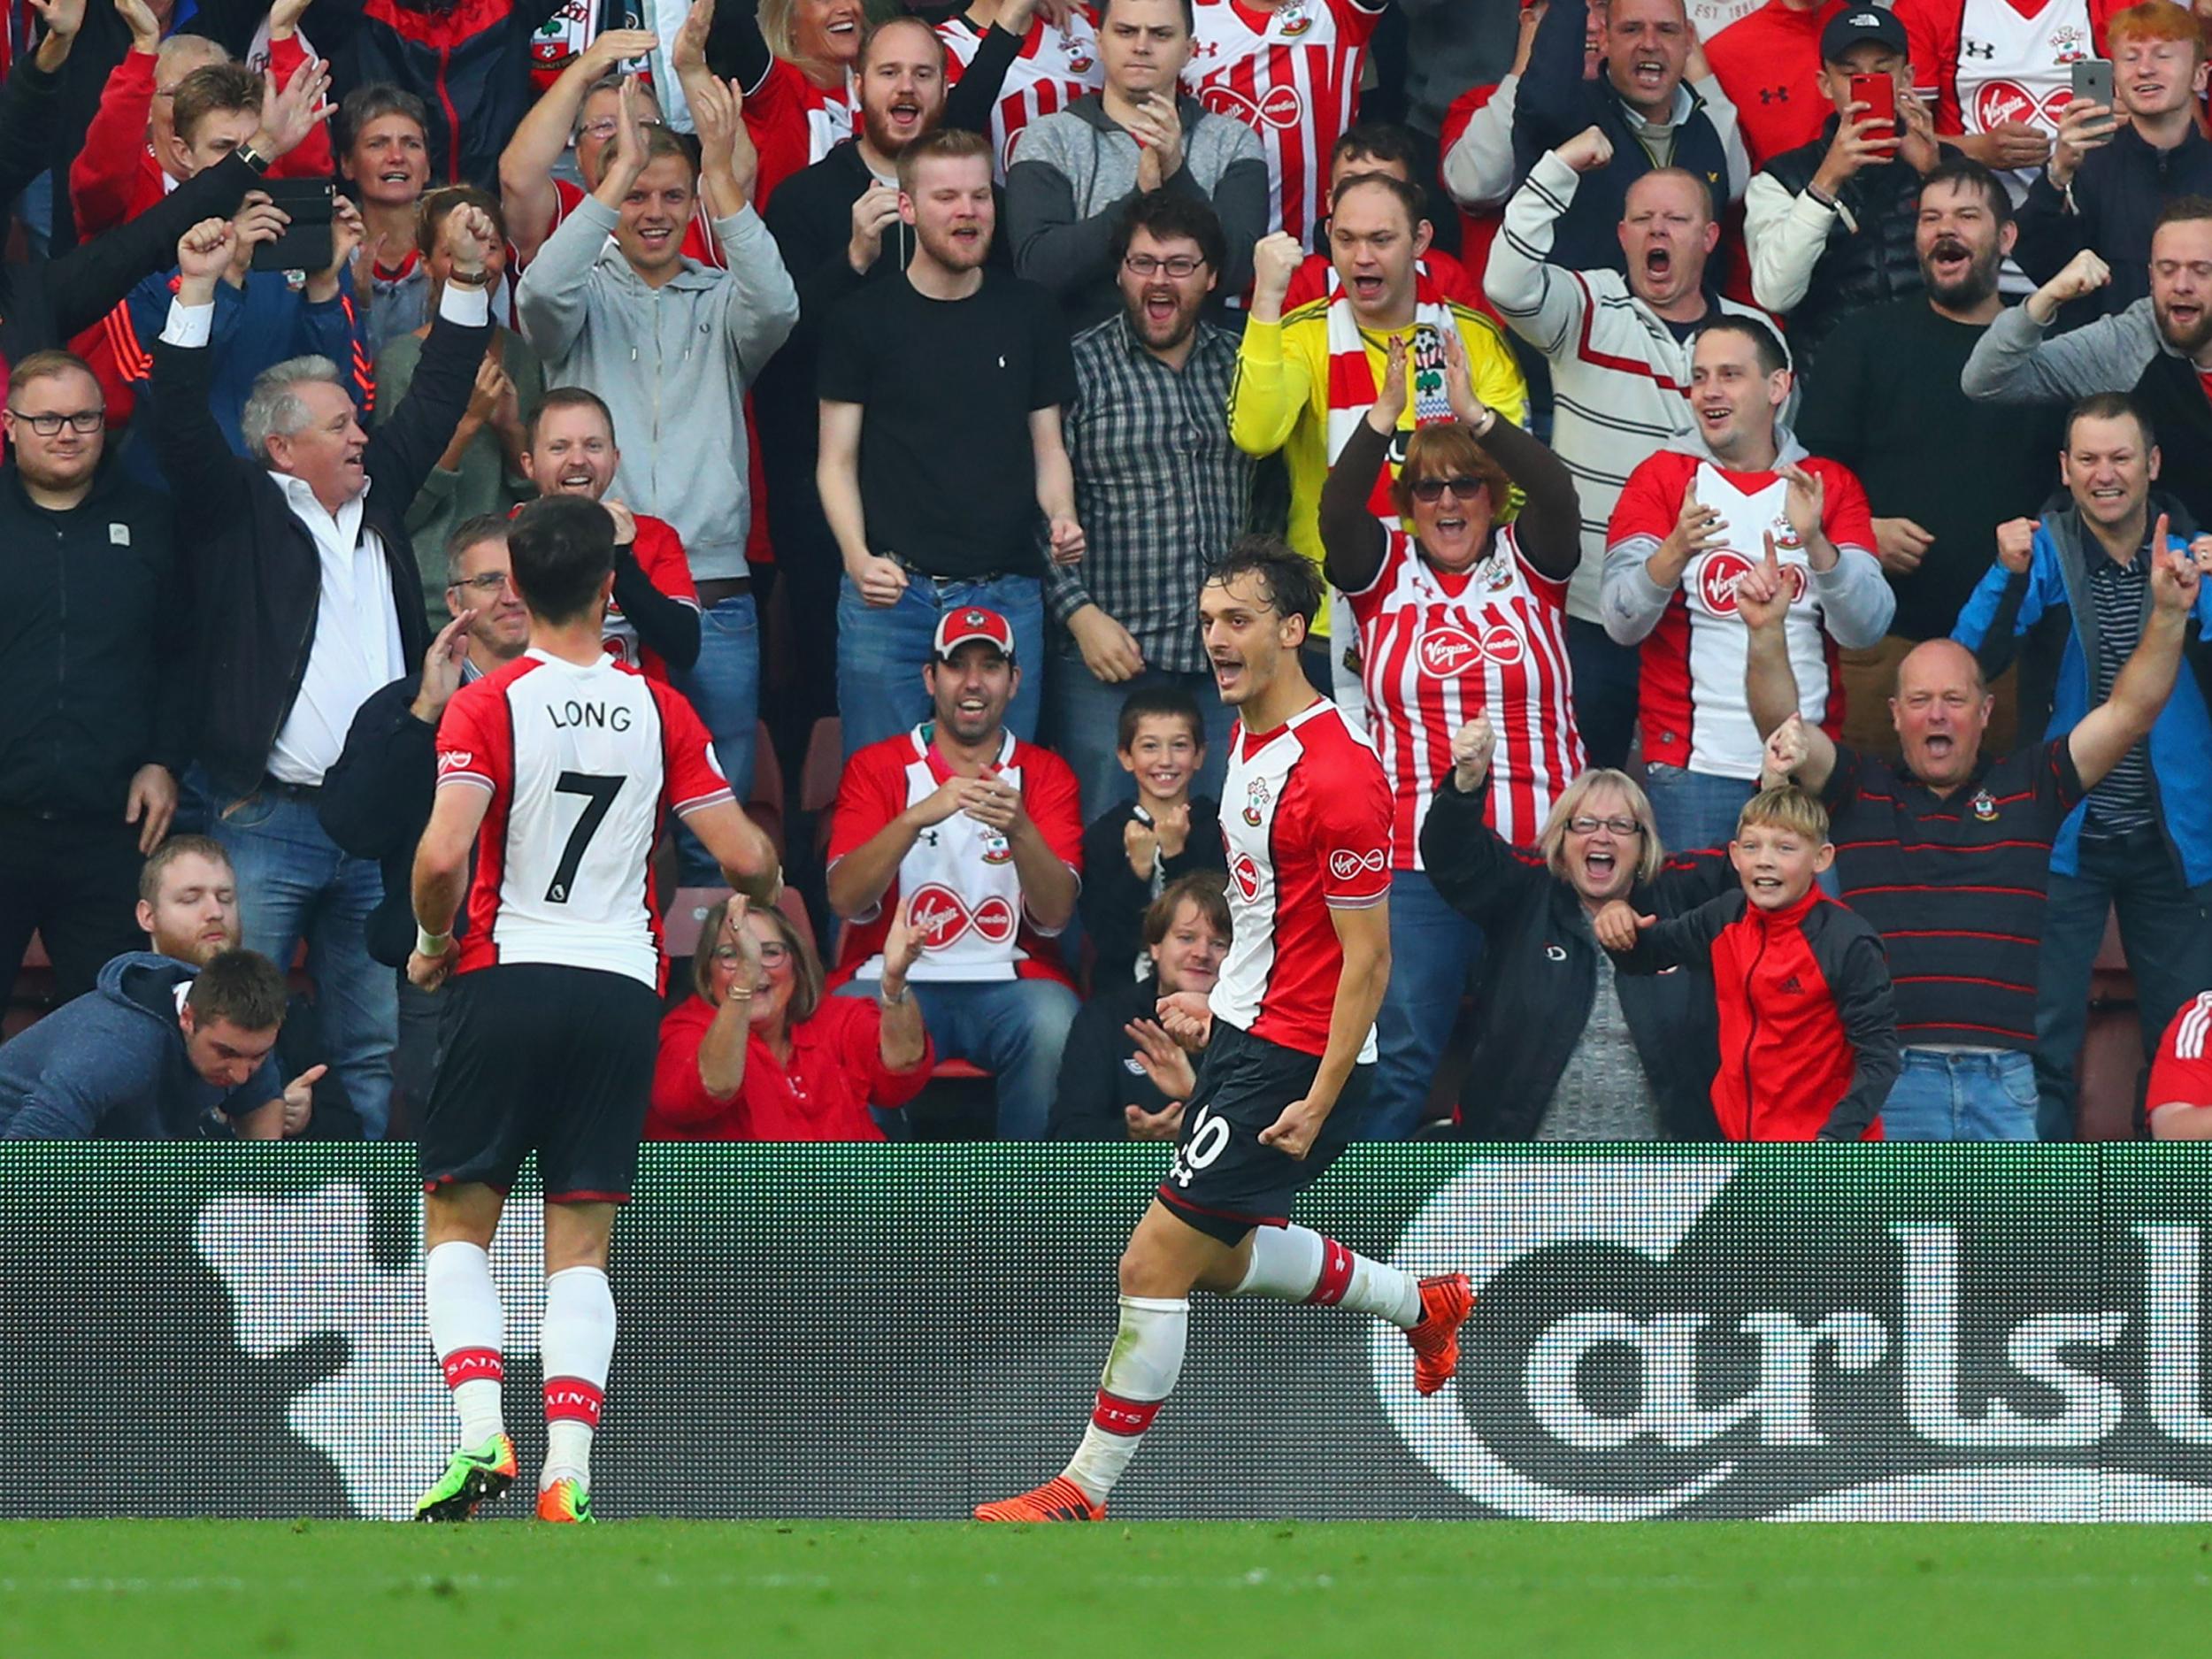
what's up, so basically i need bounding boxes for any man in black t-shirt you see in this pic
[1794,157,2062,758]
[818,127,1085,761]
[1739,540,2199,1141]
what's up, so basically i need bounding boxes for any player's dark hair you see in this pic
[530,385,619,448]
[1116,685,1207,753]
[1694,313,1788,377]
[2066,389,2156,451]
[1143,872,1230,951]
[1209,534,1323,634]
[1920,154,2012,228]
[1101,0,1194,35]
[184,949,288,1033]
[508,495,615,626]
[1110,190,1227,274]
[140,834,232,906]
[1331,123,1420,180]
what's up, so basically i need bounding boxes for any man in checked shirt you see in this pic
[1047,191,1253,814]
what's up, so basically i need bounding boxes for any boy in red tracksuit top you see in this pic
[1596,784,1898,1141]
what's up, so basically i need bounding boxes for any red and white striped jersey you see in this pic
[940,7,1104,179]
[826,726,1085,987]
[1182,0,1384,247]
[1211,698,1392,1062]
[1898,0,2118,187]
[1344,521,1583,864]
[435,651,733,990]
[2150,992,2212,1123]
[1608,450,1876,780]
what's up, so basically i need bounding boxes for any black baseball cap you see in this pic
[1820,7,1909,63]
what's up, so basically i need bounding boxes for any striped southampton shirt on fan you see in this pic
[1343,521,1582,864]
[1183,0,1384,248]
[940,7,1104,179]
[2151,992,2212,1120]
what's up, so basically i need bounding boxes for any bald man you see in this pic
[1738,563,2199,1140]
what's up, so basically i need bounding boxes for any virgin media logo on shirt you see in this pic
[1197,80,1307,132]
[907,884,1018,949]
[1329,848,1387,882]
[1697,550,1808,616]
[1231,853,1263,901]
[1417,623,1524,677]
[1972,81,2068,133]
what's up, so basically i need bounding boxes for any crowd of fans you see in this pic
[8,0,2212,1146]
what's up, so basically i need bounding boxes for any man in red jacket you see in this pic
[1596,782,1900,1140]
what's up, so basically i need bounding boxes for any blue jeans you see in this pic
[837,574,1043,759]
[1643,764,1755,859]
[211,787,397,1138]
[838,974,1077,1139]
[2033,825,2212,1140]
[672,593,759,885]
[1567,617,1639,772]
[1046,647,1232,820]
[1881,1048,2039,1141]
[1368,867,1482,1140]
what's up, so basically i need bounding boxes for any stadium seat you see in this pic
[2079,909,2141,1140]
[800,717,842,858]
[748,718,786,859]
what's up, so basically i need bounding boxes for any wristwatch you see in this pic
[234,142,273,175]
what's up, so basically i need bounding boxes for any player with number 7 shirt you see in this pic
[975,537,1471,1523]
[405,495,783,1526]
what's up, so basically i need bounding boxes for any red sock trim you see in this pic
[441,1347,503,1389]
[1306,1237,1355,1307]
[544,1376,605,1428]
[1091,1389,1163,1439]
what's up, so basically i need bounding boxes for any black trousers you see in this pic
[0,808,147,1013]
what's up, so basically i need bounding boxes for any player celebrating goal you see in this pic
[975,538,1471,1523]
[407,495,782,1525]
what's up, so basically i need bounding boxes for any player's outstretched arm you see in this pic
[1258,900,1390,1160]
[684,798,784,907]
[410,779,493,989]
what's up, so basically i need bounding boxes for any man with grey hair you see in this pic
[147,205,497,1139]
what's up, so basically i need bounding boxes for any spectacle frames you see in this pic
[1409,475,1486,503]
[710,942,792,966]
[8,409,104,435]
[1567,816,1643,837]
[1123,252,1207,279]
[454,572,517,595]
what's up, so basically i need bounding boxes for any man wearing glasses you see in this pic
[0,350,188,1015]
[1046,191,1249,813]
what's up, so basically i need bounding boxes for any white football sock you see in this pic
[1061,1294,1187,1504]
[540,1265,617,1490]
[1233,1225,1421,1328]
[425,1241,505,1447]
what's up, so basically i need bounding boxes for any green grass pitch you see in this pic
[4,1521,2210,1657]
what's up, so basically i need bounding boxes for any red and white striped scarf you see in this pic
[1320,263,1457,522]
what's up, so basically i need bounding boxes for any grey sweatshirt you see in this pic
[516,192,800,581]
[1006,92,1267,329]
[1960,293,2166,403]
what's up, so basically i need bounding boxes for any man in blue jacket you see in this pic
[1953,389,2212,1138]
[0,948,317,1140]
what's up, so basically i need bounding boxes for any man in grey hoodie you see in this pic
[0,948,315,1141]
[515,73,798,865]
[1005,0,1266,328]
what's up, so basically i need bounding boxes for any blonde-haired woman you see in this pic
[649,895,931,1141]
[1417,715,1735,1141]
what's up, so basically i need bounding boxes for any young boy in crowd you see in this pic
[1077,688,1225,987]
[1593,785,1899,1141]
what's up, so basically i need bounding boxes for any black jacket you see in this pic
[2015,124,2212,319]
[1077,795,1226,989]
[1047,974,1181,1138]
[149,296,489,800]
[1420,779,1731,1140]
[0,57,273,357]
[0,456,190,817]
[757,140,1010,578]
[1762,127,1926,382]
[1510,0,1736,274]
[319,672,446,970]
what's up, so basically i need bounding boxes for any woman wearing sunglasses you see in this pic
[649,894,931,1141]
[1315,324,1585,1139]
[1417,715,1733,1140]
